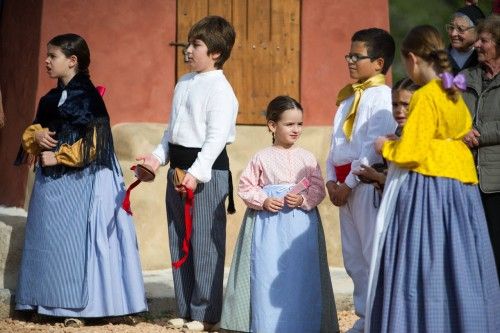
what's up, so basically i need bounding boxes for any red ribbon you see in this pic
[98,85,139,215]
[96,85,106,97]
[334,163,352,183]
[172,186,195,269]
[122,165,141,215]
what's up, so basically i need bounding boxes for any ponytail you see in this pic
[429,50,460,102]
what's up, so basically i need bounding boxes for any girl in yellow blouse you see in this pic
[366,25,500,333]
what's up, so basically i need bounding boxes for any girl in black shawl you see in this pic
[15,34,147,326]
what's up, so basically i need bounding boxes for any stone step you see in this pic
[144,267,354,317]
[1,268,353,319]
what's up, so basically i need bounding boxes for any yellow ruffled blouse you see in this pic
[22,124,96,167]
[382,79,478,184]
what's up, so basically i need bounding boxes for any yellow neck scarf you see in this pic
[336,74,386,140]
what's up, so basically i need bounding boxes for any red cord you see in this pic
[122,165,140,215]
[172,187,195,269]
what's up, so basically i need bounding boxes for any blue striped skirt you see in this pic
[369,172,500,332]
[16,162,147,317]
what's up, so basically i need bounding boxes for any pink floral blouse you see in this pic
[238,146,326,211]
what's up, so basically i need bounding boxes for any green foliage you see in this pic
[389,0,493,81]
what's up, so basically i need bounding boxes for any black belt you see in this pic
[169,143,229,170]
[169,143,235,214]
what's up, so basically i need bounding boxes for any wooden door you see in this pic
[176,0,300,125]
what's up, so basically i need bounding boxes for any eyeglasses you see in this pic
[445,24,474,34]
[345,54,372,63]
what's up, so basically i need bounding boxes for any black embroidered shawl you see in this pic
[15,73,116,177]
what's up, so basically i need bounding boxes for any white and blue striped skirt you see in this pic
[15,162,147,317]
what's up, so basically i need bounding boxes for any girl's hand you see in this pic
[136,153,161,172]
[374,136,388,155]
[263,197,284,213]
[40,151,58,166]
[285,193,304,208]
[35,130,57,150]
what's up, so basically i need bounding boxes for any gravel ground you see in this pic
[0,311,358,332]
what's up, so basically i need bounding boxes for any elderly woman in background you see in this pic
[447,5,485,73]
[462,14,500,281]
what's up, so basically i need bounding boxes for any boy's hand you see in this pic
[284,193,304,208]
[326,181,351,207]
[35,129,58,150]
[181,172,198,192]
[263,197,284,213]
[353,164,385,185]
[136,153,161,172]
[40,151,58,166]
[332,183,351,206]
[326,180,339,204]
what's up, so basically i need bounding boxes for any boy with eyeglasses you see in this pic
[326,28,395,333]
[446,5,485,74]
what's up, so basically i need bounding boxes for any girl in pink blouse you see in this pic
[220,96,338,333]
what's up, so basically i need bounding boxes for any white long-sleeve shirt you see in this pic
[326,85,396,188]
[152,70,238,182]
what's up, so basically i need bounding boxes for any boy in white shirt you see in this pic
[138,16,238,332]
[326,28,396,333]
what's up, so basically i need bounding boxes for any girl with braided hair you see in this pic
[14,34,147,326]
[365,25,500,332]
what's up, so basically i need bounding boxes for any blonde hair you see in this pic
[401,25,460,102]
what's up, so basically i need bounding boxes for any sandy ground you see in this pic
[0,310,358,332]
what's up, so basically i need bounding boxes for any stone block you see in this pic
[111,123,342,270]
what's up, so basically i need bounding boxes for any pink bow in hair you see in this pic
[439,72,467,91]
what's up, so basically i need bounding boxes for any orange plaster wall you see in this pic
[0,0,177,208]
[301,0,390,126]
[38,0,176,125]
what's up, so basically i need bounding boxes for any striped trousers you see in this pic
[166,168,228,323]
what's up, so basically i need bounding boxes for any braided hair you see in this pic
[48,33,91,77]
[401,25,460,102]
[392,77,419,93]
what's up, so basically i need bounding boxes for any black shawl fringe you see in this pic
[14,73,119,178]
